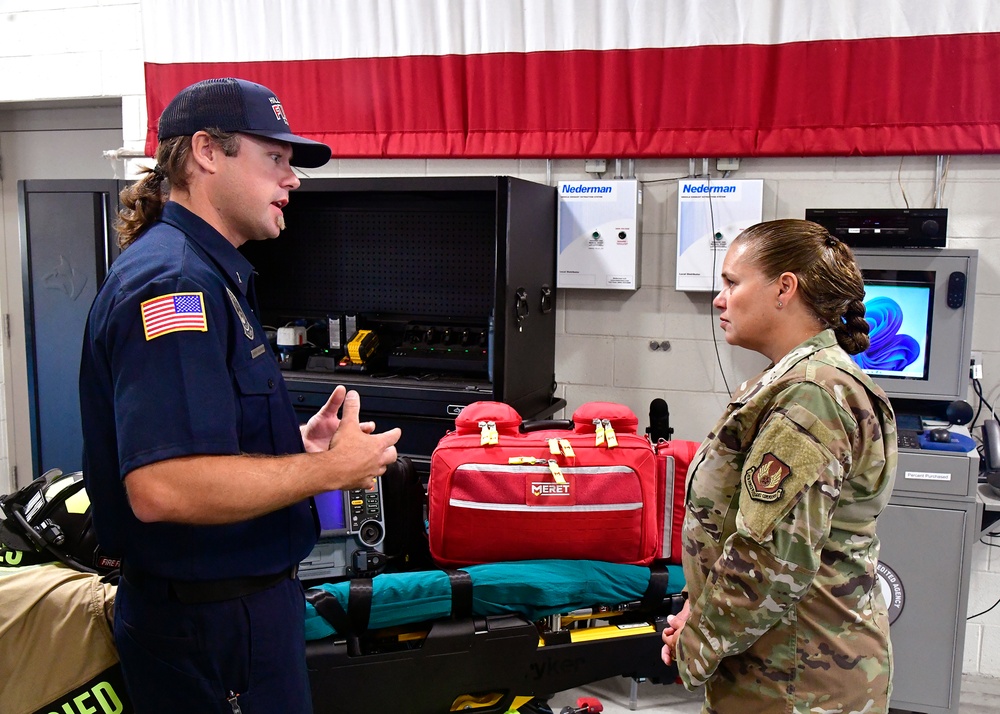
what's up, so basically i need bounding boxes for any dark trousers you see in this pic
[114,573,313,713]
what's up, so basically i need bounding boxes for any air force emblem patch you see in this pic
[744,452,791,502]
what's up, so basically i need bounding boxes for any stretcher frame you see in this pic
[305,588,686,713]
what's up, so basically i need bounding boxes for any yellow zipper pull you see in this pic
[604,418,618,448]
[480,420,499,445]
[559,439,575,458]
[593,418,606,446]
[548,438,561,455]
[547,459,568,484]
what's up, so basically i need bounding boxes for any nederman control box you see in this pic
[557,180,642,290]
[676,179,763,292]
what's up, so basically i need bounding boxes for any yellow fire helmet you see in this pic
[0,469,119,574]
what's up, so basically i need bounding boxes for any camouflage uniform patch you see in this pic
[744,453,790,502]
[676,330,897,714]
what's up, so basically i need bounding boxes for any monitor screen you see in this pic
[852,271,933,381]
[850,248,977,404]
[314,489,347,535]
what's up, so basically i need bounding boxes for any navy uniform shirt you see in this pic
[79,202,317,580]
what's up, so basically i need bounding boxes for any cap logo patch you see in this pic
[744,452,791,502]
[269,97,289,126]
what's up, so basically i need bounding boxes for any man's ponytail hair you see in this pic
[116,129,240,249]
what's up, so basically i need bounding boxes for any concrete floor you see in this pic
[544,673,1000,714]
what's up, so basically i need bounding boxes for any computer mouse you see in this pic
[929,428,952,443]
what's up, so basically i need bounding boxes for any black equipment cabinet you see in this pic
[240,176,560,473]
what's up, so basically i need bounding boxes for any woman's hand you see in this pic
[661,598,691,666]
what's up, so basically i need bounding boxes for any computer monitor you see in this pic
[850,248,977,404]
[852,274,933,381]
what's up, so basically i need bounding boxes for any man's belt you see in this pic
[122,562,297,605]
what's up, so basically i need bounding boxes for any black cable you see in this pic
[967,534,1000,620]
[968,598,1000,621]
[972,378,997,424]
[705,171,732,395]
[638,175,689,187]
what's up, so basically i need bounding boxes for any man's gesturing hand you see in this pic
[325,389,401,491]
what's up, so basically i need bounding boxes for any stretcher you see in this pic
[302,560,686,714]
[0,561,684,714]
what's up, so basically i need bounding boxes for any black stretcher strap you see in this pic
[347,577,374,634]
[640,564,672,611]
[304,588,353,637]
[306,581,373,658]
[444,569,473,620]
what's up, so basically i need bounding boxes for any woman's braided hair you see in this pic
[732,219,870,355]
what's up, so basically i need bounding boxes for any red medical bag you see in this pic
[428,401,696,568]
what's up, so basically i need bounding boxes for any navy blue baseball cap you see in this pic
[157,77,332,168]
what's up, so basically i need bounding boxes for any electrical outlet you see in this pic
[971,351,984,380]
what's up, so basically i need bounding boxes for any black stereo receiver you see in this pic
[805,208,947,248]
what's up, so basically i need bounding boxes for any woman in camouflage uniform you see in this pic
[661,219,897,714]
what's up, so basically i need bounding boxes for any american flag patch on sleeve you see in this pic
[140,292,208,340]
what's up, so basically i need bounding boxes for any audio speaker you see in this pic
[945,400,974,425]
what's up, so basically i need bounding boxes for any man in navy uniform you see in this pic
[79,77,401,713]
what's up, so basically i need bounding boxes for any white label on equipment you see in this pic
[904,470,952,482]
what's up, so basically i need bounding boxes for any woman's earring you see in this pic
[777,301,783,308]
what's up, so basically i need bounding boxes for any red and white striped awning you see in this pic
[140,0,1000,158]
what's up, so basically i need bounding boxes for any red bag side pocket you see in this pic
[655,439,701,564]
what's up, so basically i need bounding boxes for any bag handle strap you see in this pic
[519,419,574,433]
